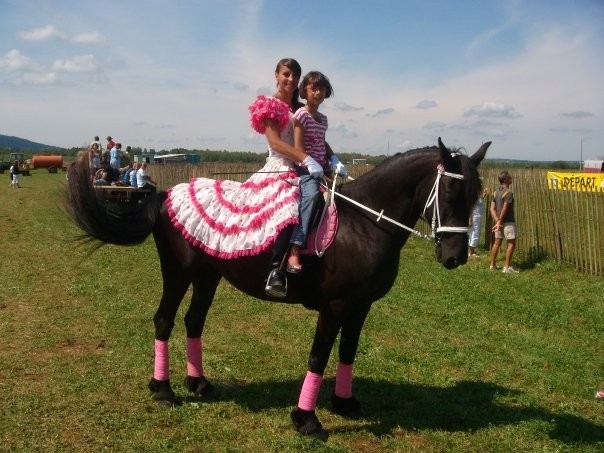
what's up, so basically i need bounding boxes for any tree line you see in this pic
[1,145,582,170]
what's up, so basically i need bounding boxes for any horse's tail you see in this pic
[64,154,165,246]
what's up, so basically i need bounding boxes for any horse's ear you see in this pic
[437,137,456,169]
[438,137,446,152]
[470,141,491,167]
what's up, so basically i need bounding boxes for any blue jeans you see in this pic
[290,169,321,248]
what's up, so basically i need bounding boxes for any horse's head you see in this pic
[430,137,490,269]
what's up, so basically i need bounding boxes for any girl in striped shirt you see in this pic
[287,71,347,274]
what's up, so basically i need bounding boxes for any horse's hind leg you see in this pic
[183,266,221,398]
[148,272,192,407]
[331,302,371,418]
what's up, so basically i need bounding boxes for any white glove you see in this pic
[330,154,348,177]
[303,155,324,179]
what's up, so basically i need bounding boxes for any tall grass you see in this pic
[0,170,602,451]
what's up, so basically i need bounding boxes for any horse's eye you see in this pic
[443,183,456,200]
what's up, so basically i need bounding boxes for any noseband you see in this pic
[422,164,468,239]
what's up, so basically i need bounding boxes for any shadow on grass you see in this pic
[177,377,603,445]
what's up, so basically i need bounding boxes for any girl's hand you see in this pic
[303,156,324,179]
[330,155,348,177]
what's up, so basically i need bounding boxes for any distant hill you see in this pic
[0,134,65,152]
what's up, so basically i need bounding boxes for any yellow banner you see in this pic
[547,171,604,193]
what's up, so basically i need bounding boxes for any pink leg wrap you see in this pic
[335,362,353,399]
[153,339,169,381]
[186,337,204,377]
[297,371,323,411]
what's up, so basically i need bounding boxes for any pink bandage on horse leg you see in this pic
[297,371,323,411]
[335,362,353,399]
[186,337,204,377]
[153,339,169,381]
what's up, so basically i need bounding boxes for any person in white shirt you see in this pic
[9,160,21,188]
[136,162,156,191]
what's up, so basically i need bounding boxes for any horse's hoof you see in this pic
[331,394,364,419]
[184,375,215,399]
[290,407,329,442]
[148,378,175,407]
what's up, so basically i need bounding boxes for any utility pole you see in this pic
[580,138,583,170]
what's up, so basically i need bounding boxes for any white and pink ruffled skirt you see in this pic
[167,157,300,259]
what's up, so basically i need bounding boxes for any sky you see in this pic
[1,0,603,162]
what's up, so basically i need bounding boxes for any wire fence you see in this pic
[150,163,603,276]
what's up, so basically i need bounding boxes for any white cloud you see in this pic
[18,25,106,45]
[330,121,358,139]
[464,101,522,119]
[396,140,415,151]
[560,111,594,119]
[415,99,438,109]
[367,108,395,118]
[18,24,66,42]
[0,49,57,85]
[70,31,106,45]
[52,55,99,73]
[233,82,248,91]
[21,72,58,85]
[465,22,512,58]
[472,119,507,128]
[334,101,363,112]
[0,49,35,72]
[422,121,447,132]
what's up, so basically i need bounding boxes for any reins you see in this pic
[321,178,433,241]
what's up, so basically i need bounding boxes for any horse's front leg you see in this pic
[291,306,342,442]
[331,301,372,418]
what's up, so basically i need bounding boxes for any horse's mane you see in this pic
[457,150,482,211]
[350,145,482,211]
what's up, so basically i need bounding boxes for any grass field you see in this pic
[1,170,603,452]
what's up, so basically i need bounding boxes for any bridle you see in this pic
[421,163,469,240]
[322,162,468,245]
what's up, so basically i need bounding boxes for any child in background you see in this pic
[120,163,133,185]
[490,170,519,273]
[130,162,139,187]
[9,160,21,188]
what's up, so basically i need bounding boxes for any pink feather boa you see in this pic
[248,95,290,134]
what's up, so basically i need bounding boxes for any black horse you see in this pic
[65,137,490,441]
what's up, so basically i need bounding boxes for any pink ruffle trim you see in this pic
[182,178,298,235]
[166,171,300,260]
[248,95,290,134]
[169,210,298,260]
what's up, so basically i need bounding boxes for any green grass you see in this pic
[0,170,602,452]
